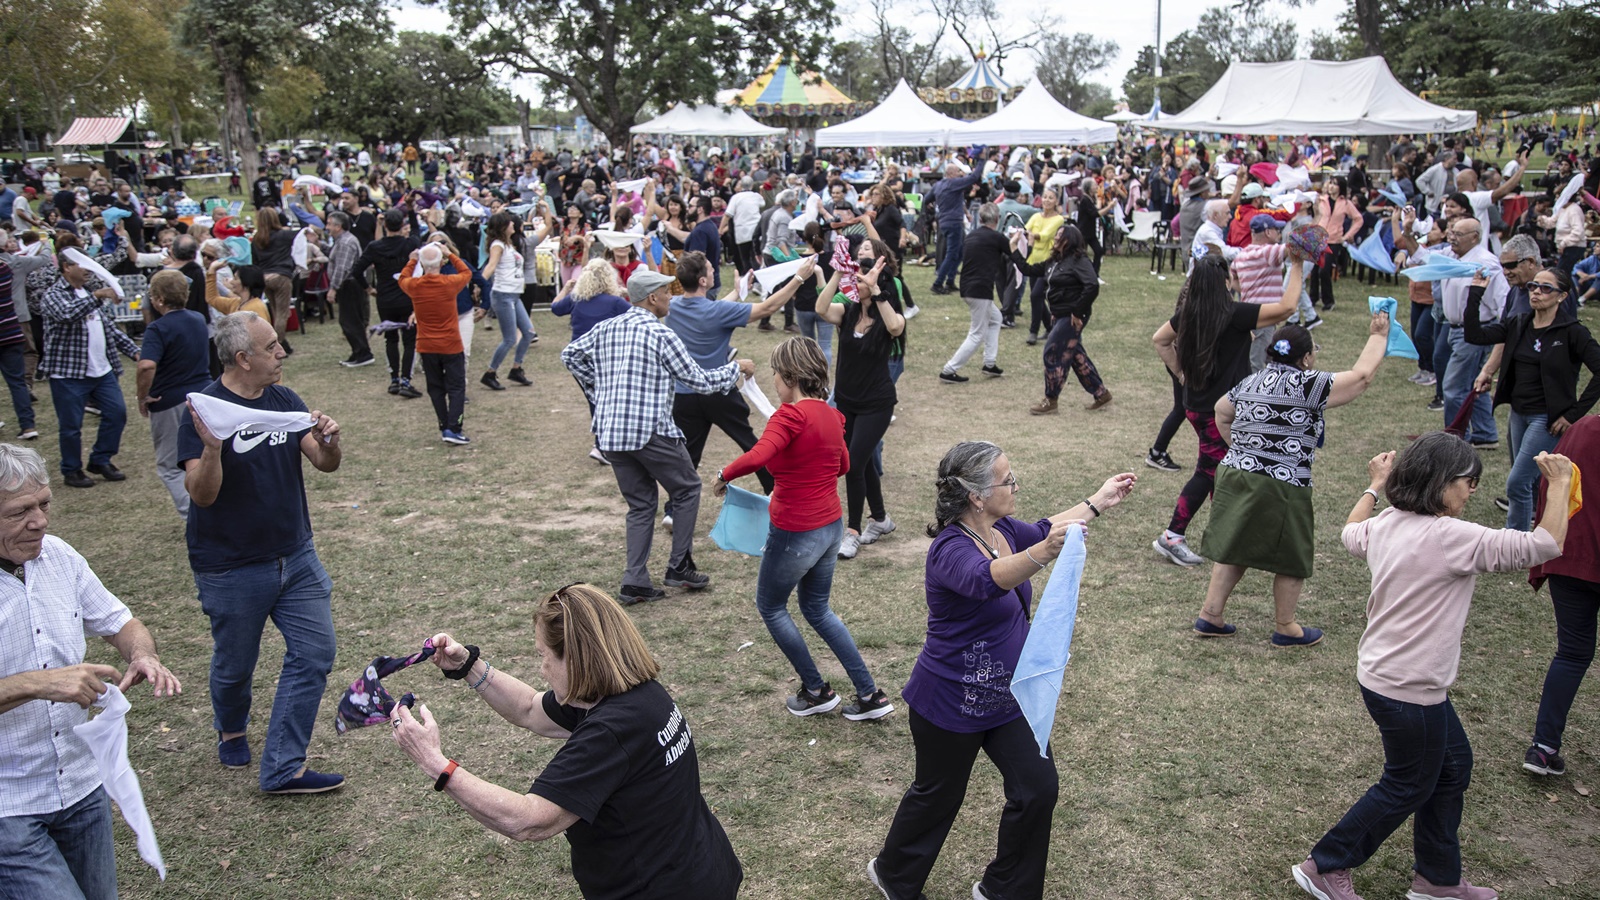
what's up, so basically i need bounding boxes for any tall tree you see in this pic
[931,0,1062,77]
[1033,33,1118,113]
[1119,5,1297,115]
[0,0,129,155]
[423,0,837,153]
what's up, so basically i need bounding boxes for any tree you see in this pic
[1119,5,1297,116]
[1033,32,1118,113]
[0,0,129,155]
[423,0,838,154]
[931,0,1062,77]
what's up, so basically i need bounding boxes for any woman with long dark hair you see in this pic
[815,235,904,561]
[249,207,299,352]
[1311,176,1362,311]
[1149,252,1304,567]
[479,210,533,391]
[1010,223,1110,415]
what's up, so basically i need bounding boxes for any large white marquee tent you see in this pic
[814,80,968,148]
[630,104,783,138]
[956,80,1118,145]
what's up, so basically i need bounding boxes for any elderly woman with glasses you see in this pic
[1465,265,1600,531]
[390,583,743,900]
[870,441,1135,900]
[1293,433,1571,900]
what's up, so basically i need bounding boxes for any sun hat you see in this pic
[1184,177,1213,198]
[1288,223,1329,260]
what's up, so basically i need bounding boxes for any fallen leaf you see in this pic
[1575,783,1592,797]
[219,860,230,871]
[1546,792,1560,803]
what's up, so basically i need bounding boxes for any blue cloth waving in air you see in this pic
[1010,524,1086,758]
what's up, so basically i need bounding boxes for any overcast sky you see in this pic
[391,0,1348,106]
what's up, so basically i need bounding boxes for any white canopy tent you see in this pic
[956,80,1119,145]
[1104,109,1142,123]
[1154,57,1477,136]
[814,79,968,148]
[630,104,783,138]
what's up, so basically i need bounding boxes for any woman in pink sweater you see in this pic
[1310,177,1362,312]
[1293,431,1572,900]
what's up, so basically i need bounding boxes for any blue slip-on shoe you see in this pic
[1193,618,1237,637]
[263,769,345,794]
[1271,627,1324,648]
[217,734,251,768]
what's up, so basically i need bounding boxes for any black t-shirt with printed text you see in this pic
[531,681,741,900]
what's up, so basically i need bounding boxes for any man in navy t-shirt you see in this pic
[178,310,346,795]
[682,197,723,299]
[137,271,212,520]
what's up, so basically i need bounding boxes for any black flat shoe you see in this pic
[86,463,125,482]
[63,470,95,488]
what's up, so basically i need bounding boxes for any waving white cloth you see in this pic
[752,256,809,295]
[1044,172,1082,189]
[740,377,777,419]
[789,193,824,230]
[293,174,345,193]
[614,177,649,196]
[291,229,310,269]
[61,248,123,298]
[1553,173,1585,218]
[73,685,165,879]
[460,197,490,218]
[1213,162,1239,179]
[16,241,43,257]
[591,229,641,250]
[186,392,313,439]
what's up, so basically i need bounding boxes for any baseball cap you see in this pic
[627,270,675,303]
[1241,183,1266,200]
[1249,214,1284,233]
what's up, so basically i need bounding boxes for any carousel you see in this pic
[917,50,1024,121]
[734,56,859,132]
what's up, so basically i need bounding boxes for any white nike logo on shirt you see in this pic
[232,432,272,454]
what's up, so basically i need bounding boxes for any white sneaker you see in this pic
[838,531,860,559]
[662,513,674,531]
[18,429,38,440]
[858,516,896,545]
[903,304,920,320]
[588,447,611,465]
[1152,532,1204,567]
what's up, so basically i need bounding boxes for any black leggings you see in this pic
[1152,370,1186,454]
[383,326,416,380]
[1028,277,1049,337]
[1310,247,1348,308]
[842,405,893,532]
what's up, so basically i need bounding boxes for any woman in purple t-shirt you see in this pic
[869,441,1136,900]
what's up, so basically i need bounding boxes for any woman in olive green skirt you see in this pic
[1194,313,1389,646]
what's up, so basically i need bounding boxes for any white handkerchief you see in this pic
[789,194,823,230]
[61,248,124,298]
[736,270,754,301]
[614,178,649,195]
[740,377,777,419]
[1214,162,1239,179]
[73,685,165,880]
[291,229,310,269]
[17,242,43,257]
[1554,173,1585,218]
[461,198,489,218]
[753,256,808,295]
[186,392,314,439]
[591,229,641,250]
[1044,172,1081,189]
[293,174,345,193]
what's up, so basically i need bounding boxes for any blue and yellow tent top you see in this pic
[735,56,857,120]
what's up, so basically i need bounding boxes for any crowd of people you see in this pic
[1,127,1598,900]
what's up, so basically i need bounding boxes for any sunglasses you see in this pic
[1528,282,1563,294]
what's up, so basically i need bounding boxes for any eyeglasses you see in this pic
[1527,282,1563,294]
[1454,474,1480,489]
[990,474,1019,493]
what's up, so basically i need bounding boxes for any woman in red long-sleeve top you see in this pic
[715,336,895,722]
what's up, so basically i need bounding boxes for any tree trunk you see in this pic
[518,97,532,151]
[169,99,185,149]
[211,39,258,188]
[1353,0,1390,171]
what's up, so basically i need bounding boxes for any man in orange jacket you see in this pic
[399,243,474,444]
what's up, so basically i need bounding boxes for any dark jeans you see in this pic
[336,280,371,360]
[1152,369,1185,454]
[934,221,964,287]
[1041,314,1104,400]
[843,405,893,532]
[663,392,773,517]
[419,352,466,432]
[1311,687,1471,887]
[1028,276,1049,337]
[0,342,35,429]
[1410,300,1436,375]
[1168,409,1226,535]
[876,708,1058,900]
[0,787,115,900]
[49,372,126,475]
[1533,575,1599,751]
[381,320,416,380]
[999,261,1021,321]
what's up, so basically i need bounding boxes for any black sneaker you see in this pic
[1026,333,1039,346]
[980,364,1004,378]
[1523,744,1566,776]
[618,584,667,606]
[396,379,422,399]
[999,319,1016,329]
[339,354,376,368]
[929,283,951,295]
[1427,398,1444,412]
[387,379,401,395]
[1494,497,1510,512]
[938,370,969,384]
[1470,439,1499,450]
[785,682,841,717]
[480,371,505,391]
[507,367,532,387]
[63,469,95,489]
[86,462,125,482]
[1145,448,1182,472]
[842,689,895,721]
[664,562,710,590]
[1321,300,1335,312]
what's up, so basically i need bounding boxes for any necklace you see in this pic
[955,520,1001,559]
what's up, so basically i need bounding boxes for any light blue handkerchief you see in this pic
[1368,296,1419,360]
[1377,183,1407,207]
[710,485,770,557]
[1400,258,1485,281]
[1347,227,1396,275]
[1010,525,1086,758]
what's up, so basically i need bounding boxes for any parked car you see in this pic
[26,153,98,167]
[419,140,456,156]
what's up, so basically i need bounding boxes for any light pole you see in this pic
[1153,0,1163,115]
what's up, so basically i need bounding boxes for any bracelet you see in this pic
[470,663,493,691]
[444,645,480,680]
[1362,489,1380,504]
[1024,547,1046,567]
[434,759,458,792]
[1084,498,1101,518]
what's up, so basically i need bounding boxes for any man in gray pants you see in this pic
[561,270,756,605]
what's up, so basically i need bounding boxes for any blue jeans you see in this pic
[797,310,833,364]
[755,517,876,697]
[0,342,34,430]
[195,540,337,790]
[1410,300,1436,375]
[1437,326,1496,443]
[48,372,126,475]
[488,290,533,371]
[1532,575,1598,751]
[1311,687,1471,886]
[1506,411,1561,530]
[934,221,965,287]
[0,787,116,900]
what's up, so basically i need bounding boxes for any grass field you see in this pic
[51,249,1600,899]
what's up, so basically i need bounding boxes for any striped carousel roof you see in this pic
[945,53,1011,93]
[736,56,853,107]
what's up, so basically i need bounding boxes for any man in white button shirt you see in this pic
[1396,213,1509,446]
[0,444,181,899]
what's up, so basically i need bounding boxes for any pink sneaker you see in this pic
[1293,858,1365,900]
[1407,874,1498,900]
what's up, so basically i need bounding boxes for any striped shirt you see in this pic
[1231,243,1287,305]
[0,536,133,817]
[1220,363,1335,488]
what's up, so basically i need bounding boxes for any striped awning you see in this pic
[946,56,1010,93]
[54,116,131,146]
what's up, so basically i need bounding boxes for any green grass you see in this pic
[52,251,1600,899]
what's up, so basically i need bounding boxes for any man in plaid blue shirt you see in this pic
[562,269,755,605]
[38,255,140,489]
